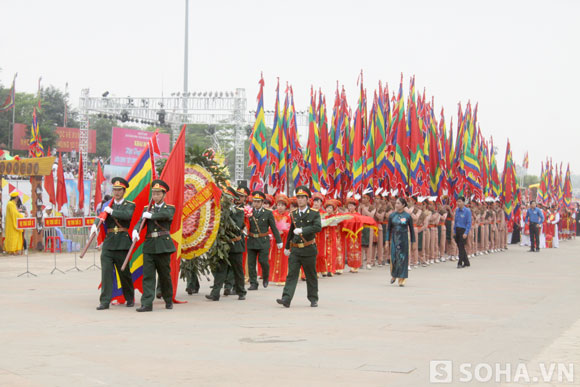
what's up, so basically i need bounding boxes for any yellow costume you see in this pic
[5,196,24,253]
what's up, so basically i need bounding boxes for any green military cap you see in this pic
[251,191,266,201]
[111,177,129,189]
[226,186,240,198]
[151,179,170,192]
[295,185,311,198]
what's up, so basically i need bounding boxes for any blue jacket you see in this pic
[454,207,472,234]
[524,208,544,225]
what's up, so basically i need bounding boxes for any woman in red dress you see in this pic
[311,193,328,277]
[343,198,363,273]
[269,194,291,285]
[324,199,343,276]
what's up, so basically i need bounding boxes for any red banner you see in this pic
[182,182,221,219]
[12,123,28,150]
[65,217,84,228]
[55,127,97,153]
[17,218,36,229]
[12,125,96,153]
[44,217,64,228]
[84,217,96,226]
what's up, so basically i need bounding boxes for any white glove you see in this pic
[142,211,152,219]
[293,227,303,235]
[132,230,140,242]
[277,243,283,249]
[104,206,113,214]
[284,249,291,256]
[90,224,98,236]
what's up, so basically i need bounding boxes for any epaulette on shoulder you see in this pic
[310,208,319,212]
[124,200,134,204]
[264,208,272,211]
[165,204,175,207]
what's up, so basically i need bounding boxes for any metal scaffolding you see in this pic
[78,89,308,182]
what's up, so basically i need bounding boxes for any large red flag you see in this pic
[44,168,56,206]
[160,125,186,302]
[78,152,84,213]
[94,162,105,212]
[56,153,68,211]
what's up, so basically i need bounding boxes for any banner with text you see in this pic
[55,127,97,153]
[110,127,170,167]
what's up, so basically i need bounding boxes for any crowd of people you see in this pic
[519,201,578,250]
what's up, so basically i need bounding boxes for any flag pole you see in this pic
[10,73,17,151]
[121,198,154,271]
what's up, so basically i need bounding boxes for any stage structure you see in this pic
[78,90,308,182]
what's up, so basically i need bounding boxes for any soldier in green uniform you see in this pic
[223,186,250,296]
[276,186,322,308]
[247,191,283,290]
[91,177,136,310]
[206,187,248,301]
[135,179,176,312]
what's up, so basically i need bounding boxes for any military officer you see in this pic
[91,177,135,310]
[276,186,322,308]
[206,187,248,301]
[224,185,250,296]
[247,191,283,290]
[135,179,176,312]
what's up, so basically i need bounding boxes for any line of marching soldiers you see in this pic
[92,176,515,311]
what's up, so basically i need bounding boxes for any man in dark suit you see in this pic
[247,191,282,290]
[277,186,322,308]
[135,179,176,312]
[206,187,248,301]
[91,177,136,310]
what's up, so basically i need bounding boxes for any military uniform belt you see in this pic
[249,232,269,238]
[147,231,171,238]
[107,227,128,234]
[290,239,316,249]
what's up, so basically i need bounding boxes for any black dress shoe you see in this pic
[248,284,258,291]
[126,300,135,307]
[263,280,269,288]
[96,304,109,310]
[165,303,173,309]
[205,294,219,301]
[276,298,290,308]
[310,301,318,307]
[186,288,193,295]
[457,265,464,269]
[390,277,396,284]
[327,272,333,277]
[136,305,152,312]
[464,264,470,267]
[223,288,231,296]
[528,249,535,252]
[238,295,246,300]
[535,249,540,252]
[156,293,162,299]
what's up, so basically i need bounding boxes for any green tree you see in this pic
[523,175,540,187]
[0,84,78,155]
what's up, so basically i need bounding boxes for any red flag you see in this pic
[44,168,56,206]
[94,162,105,212]
[78,152,85,213]
[159,125,186,303]
[56,153,68,211]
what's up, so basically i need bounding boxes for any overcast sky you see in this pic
[1,0,578,175]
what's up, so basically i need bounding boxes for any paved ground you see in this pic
[1,240,579,386]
